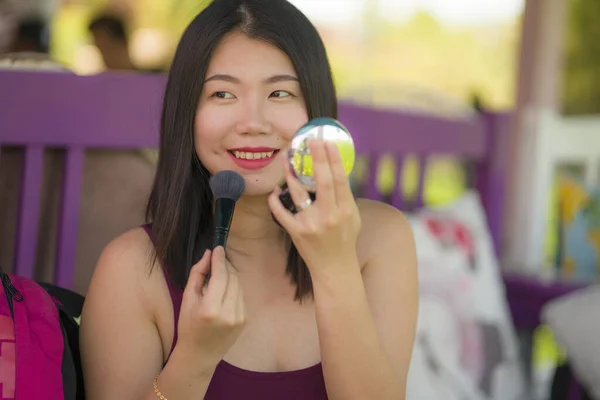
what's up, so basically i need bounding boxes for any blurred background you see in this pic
[2,0,523,109]
[4,0,597,214]
[1,0,522,217]
[3,0,600,399]
[4,0,598,114]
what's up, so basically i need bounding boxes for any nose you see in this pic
[234,98,272,136]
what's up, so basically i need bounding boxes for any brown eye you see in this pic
[270,90,292,98]
[212,91,235,99]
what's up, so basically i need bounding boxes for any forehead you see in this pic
[206,31,297,78]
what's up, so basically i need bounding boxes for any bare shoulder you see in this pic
[89,228,159,302]
[355,198,415,265]
[356,198,412,232]
[354,200,418,386]
[83,226,162,326]
[97,227,154,266]
[80,227,169,399]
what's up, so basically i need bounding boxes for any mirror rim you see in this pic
[287,117,355,190]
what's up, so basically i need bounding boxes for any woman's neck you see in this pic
[226,195,287,256]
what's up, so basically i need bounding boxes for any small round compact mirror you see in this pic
[287,117,356,190]
[278,117,356,214]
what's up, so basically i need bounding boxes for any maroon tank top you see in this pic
[142,225,328,399]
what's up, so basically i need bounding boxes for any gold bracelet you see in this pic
[153,374,167,400]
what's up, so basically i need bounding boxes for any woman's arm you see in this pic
[312,200,418,400]
[80,229,216,400]
[268,141,418,399]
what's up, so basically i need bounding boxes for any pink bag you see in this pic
[0,267,82,399]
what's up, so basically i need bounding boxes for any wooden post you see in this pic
[503,0,568,272]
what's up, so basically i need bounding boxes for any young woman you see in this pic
[80,0,418,399]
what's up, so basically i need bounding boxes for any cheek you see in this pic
[271,106,309,143]
[194,106,230,146]
[193,108,230,168]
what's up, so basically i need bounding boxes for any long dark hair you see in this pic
[145,0,337,301]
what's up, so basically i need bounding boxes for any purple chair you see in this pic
[339,103,508,255]
[0,70,164,289]
[0,69,587,398]
[0,69,506,285]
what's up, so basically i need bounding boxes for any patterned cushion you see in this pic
[406,191,526,400]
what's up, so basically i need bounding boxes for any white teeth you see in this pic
[232,151,275,160]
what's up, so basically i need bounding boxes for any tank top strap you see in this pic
[141,224,182,360]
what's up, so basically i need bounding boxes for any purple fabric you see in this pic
[503,273,587,330]
[141,225,328,399]
[503,272,588,400]
[10,276,64,400]
[206,361,327,400]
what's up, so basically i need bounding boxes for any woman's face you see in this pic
[195,31,309,196]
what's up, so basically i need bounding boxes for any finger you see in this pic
[268,186,299,230]
[185,249,211,296]
[283,155,312,213]
[203,246,229,303]
[325,141,354,206]
[309,140,336,208]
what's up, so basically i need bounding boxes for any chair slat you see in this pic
[365,153,382,201]
[14,146,44,278]
[415,157,428,209]
[54,147,84,289]
[389,154,405,210]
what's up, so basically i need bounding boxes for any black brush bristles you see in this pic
[210,170,245,253]
[209,170,246,201]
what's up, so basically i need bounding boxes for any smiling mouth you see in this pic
[228,150,279,160]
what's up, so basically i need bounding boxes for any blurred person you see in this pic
[8,17,48,54]
[88,14,136,71]
[80,0,418,399]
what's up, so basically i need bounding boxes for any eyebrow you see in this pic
[264,74,299,84]
[204,74,299,84]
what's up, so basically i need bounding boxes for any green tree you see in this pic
[561,0,600,115]
[331,10,519,111]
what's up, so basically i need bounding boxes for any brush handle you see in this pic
[213,227,229,248]
[213,197,236,249]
